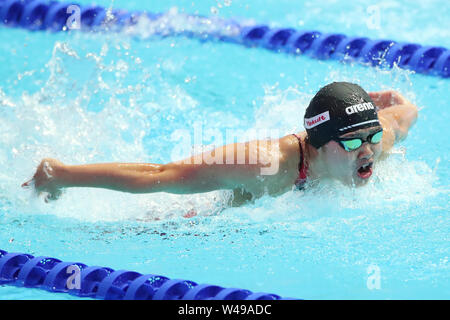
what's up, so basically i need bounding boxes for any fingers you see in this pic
[369,90,391,100]
[369,91,386,106]
[21,179,35,189]
[391,91,407,105]
[370,90,407,107]
[44,190,62,203]
[23,158,67,202]
[23,177,62,203]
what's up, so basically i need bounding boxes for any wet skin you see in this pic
[22,90,418,206]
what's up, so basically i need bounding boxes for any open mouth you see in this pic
[357,162,373,179]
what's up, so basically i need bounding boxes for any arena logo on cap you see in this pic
[345,102,375,115]
[304,111,330,129]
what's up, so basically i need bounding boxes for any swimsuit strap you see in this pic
[292,134,308,189]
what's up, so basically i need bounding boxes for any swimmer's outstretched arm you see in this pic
[369,90,418,152]
[22,139,283,201]
[22,158,229,198]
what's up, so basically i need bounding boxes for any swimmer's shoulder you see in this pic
[278,131,307,164]
[229,133,305,203]
[277,132,308,186]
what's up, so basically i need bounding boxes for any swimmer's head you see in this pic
[304,82,383,185]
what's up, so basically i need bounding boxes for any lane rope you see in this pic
[0,0,448,77]
[0,249,294,300]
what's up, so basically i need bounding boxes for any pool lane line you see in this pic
[0,0,448,78]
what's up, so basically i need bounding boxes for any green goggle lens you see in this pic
[338,130,383,151]
[341,139,362,151]
[370,131,383,143]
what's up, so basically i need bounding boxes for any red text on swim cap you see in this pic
[304,111,330,129]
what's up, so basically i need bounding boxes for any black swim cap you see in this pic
[304,82,380,149]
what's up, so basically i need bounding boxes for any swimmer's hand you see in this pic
[369,90,409,109]
[22,158,65,202]
[372,90,418,149]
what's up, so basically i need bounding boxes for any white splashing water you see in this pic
[120,8,249,40]
[0,28,440,224]
[2,40,234,222]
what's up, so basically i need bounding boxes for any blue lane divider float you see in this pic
[0,250,293,300]
[0,0,449,78]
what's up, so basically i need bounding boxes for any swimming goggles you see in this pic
[335,129,383,151]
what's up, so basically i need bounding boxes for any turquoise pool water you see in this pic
[0,0,449,299]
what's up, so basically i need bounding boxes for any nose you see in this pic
[357,142,374,159]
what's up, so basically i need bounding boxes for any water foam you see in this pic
[0,29,440,225]
[2,39,234,222]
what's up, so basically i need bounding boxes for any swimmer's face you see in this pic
[320,126,383,186]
